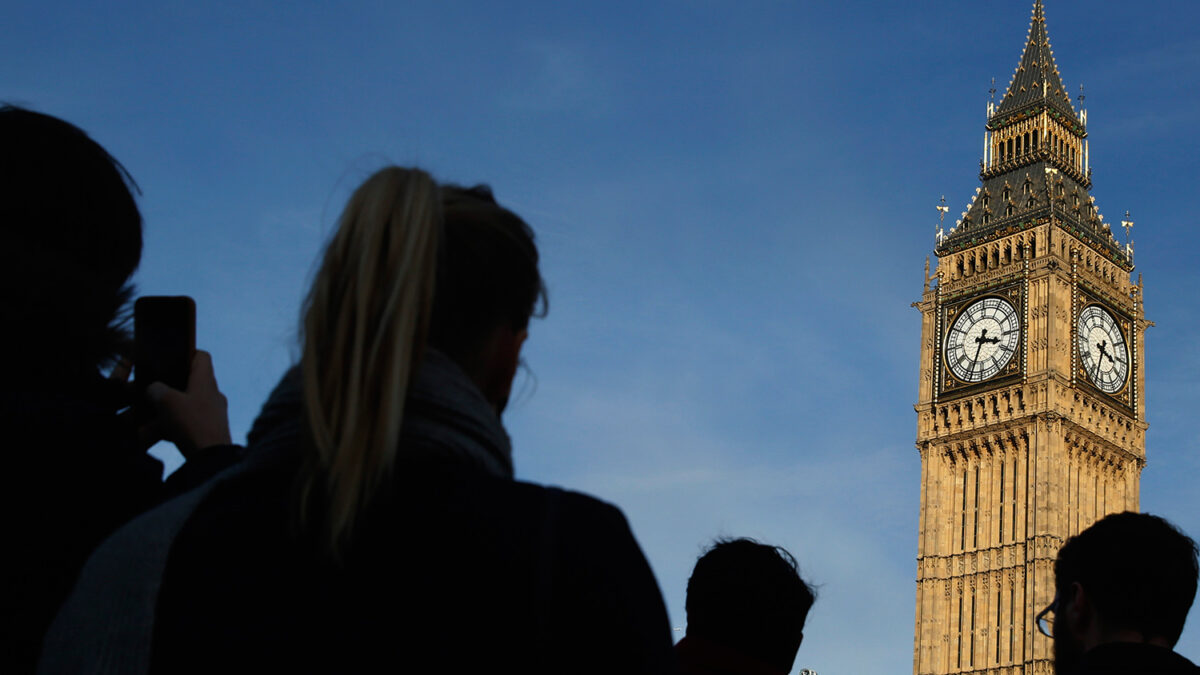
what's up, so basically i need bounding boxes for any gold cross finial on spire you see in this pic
[935,196,950,247]
[1121,211,1135,264]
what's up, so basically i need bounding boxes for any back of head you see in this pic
[299,168,545,557]
[430,184,545,374]
[1055,511,1199,646]
[0,105,143,380]
[685,538,816,672]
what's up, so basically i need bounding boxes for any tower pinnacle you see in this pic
[994,0,1075,120]
[937,0,1125,267]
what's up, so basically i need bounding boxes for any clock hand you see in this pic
[972,338,985,369]
[974,328,1000,346]
[970,329,998,375]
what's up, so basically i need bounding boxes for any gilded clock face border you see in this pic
[937,283,1025,399]
[1074,287,1135,411]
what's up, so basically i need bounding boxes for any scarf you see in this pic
[246,348,513,478]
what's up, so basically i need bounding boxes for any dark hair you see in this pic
[429,184,547,367]
[0,105,143,377]
[685,537,816,671]
[1055,511,1199,646]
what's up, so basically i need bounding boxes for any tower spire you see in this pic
[994,0,1075,119]
[938,0,1125,266]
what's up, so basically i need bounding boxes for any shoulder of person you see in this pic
[512,479,629,526]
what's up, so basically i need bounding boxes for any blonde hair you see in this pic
[299,167,441,555]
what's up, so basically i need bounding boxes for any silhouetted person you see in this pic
[42,168,675,674]
[1039,512,1200,674]
[0,106,235,674]
[677,538,816,675]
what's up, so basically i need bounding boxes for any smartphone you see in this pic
[134,296,196,392]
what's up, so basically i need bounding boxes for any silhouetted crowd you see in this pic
[4,107,1198,675]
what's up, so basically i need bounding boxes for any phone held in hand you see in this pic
[134,296,196,392]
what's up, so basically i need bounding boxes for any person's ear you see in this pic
[482,326,527,415]
[510,327,528,362]
[499,327,526,380]
[1064,581,1093,639]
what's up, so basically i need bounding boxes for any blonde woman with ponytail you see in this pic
[43,167,674,674]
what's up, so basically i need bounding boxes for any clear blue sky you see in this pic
[6,1,1200,671]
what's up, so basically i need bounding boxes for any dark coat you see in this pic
[1067,642,1200,674]
[151,452,674,673]
[674,636,788,675]
[1,375,237,674]
[152,360,674,673]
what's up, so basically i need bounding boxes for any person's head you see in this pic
[685,538,816,672]
[0,105,143,378]
[299,167,545,554]
[1049,512,1198,671]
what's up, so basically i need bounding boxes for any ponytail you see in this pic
[299,167,441,556]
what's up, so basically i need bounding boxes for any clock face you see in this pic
[945,297,1021,383]
[1077,305,1128,394]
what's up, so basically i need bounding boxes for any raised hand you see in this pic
[146,350,232,459]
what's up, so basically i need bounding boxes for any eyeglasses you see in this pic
[1036,598,1057,638]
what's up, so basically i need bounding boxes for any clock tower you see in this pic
[911,2,1148,674]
